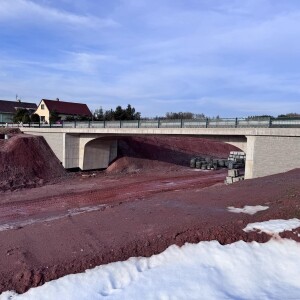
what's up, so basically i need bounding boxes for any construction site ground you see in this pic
[1,133,300,294]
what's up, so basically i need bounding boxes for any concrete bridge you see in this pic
[22,126,300,180]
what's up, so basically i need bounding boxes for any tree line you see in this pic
[11,106,300,123]
[93,105,141,121]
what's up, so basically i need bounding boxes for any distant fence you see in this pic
[1,117,300,129]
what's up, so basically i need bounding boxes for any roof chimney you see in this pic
[56,98,59,101]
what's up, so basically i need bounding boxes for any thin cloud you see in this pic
[0,0,118,28]
[0,0,300,117]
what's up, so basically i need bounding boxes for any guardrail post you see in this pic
[235,118,238,128]
[158,118,160,128]
[269,117,272,128]
[50,122,52,128]
[104,120,106,128]
[181,119,183,128]
[74,120,76,128]
[62,120,64,128]
[88,120,91,128]
[120,120,122,128]
[138,119,140,128]
[206,118,208,128]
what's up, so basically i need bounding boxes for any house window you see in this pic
[41,104,45,110]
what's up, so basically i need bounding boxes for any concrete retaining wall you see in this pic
[82,138,117,170]
[25,131,118,170]
[245,136,300,179]
[64,134,80,169]
[27,132,65,164]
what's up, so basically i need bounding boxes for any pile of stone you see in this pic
[225,169,245,184]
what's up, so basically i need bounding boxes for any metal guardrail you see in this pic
[1,117,300,129]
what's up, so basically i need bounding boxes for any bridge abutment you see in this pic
[81,138,117,170]
[24,131,118,170]
[245,135,300,179]
[64,133,80,168]
[65,134,118,170]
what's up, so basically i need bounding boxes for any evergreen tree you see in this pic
[93,105,141,121]
[49,110,60,123]
[31,113,40,123]
[22,114,31,123]
[13,108,29,123]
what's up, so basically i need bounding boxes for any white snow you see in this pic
[244,218,300,234]
[2,237,300,300]
[227,205,269,215]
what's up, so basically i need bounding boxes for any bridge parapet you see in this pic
[3,116,300,129]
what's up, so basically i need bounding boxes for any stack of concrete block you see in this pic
[225,169,245,184]
[228,151,246,162]
[227,151,246,169]
[190,152,246,172]
[190,157,218,170]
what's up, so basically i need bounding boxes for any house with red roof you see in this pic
[35,98,92,123]
[0,99,37,123]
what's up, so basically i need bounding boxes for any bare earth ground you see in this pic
[1,133,300,294]
[1,168,300,294]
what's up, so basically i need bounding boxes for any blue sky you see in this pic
[0,0,300,117]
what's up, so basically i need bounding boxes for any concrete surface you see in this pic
[22,127,300,179]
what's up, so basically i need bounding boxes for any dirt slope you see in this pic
[0,134,66,191]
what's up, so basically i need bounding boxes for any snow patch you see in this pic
[244,218,300,234]
[227,205,269,215]
[2,239,300,300]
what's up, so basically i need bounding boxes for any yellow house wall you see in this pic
[35,100,50,123]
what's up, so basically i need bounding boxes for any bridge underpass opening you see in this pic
[82,137,117,171]
[83,135,245,174]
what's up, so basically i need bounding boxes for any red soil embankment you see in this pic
[0,134,66,191]
[0,128,21,135]
[107,136,239,173]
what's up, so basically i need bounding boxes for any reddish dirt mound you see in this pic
[106,157,187,173]
[0,128,21,135]
[0,127,21,138]
[0,134,66,191]
[107,136,239,173]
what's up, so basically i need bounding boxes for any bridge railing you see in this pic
[1,117,300,129]
[271,118,300,128]
[182,119,207,128]
[237,119,271,128]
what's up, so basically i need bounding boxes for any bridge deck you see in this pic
[22,126,300,137]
